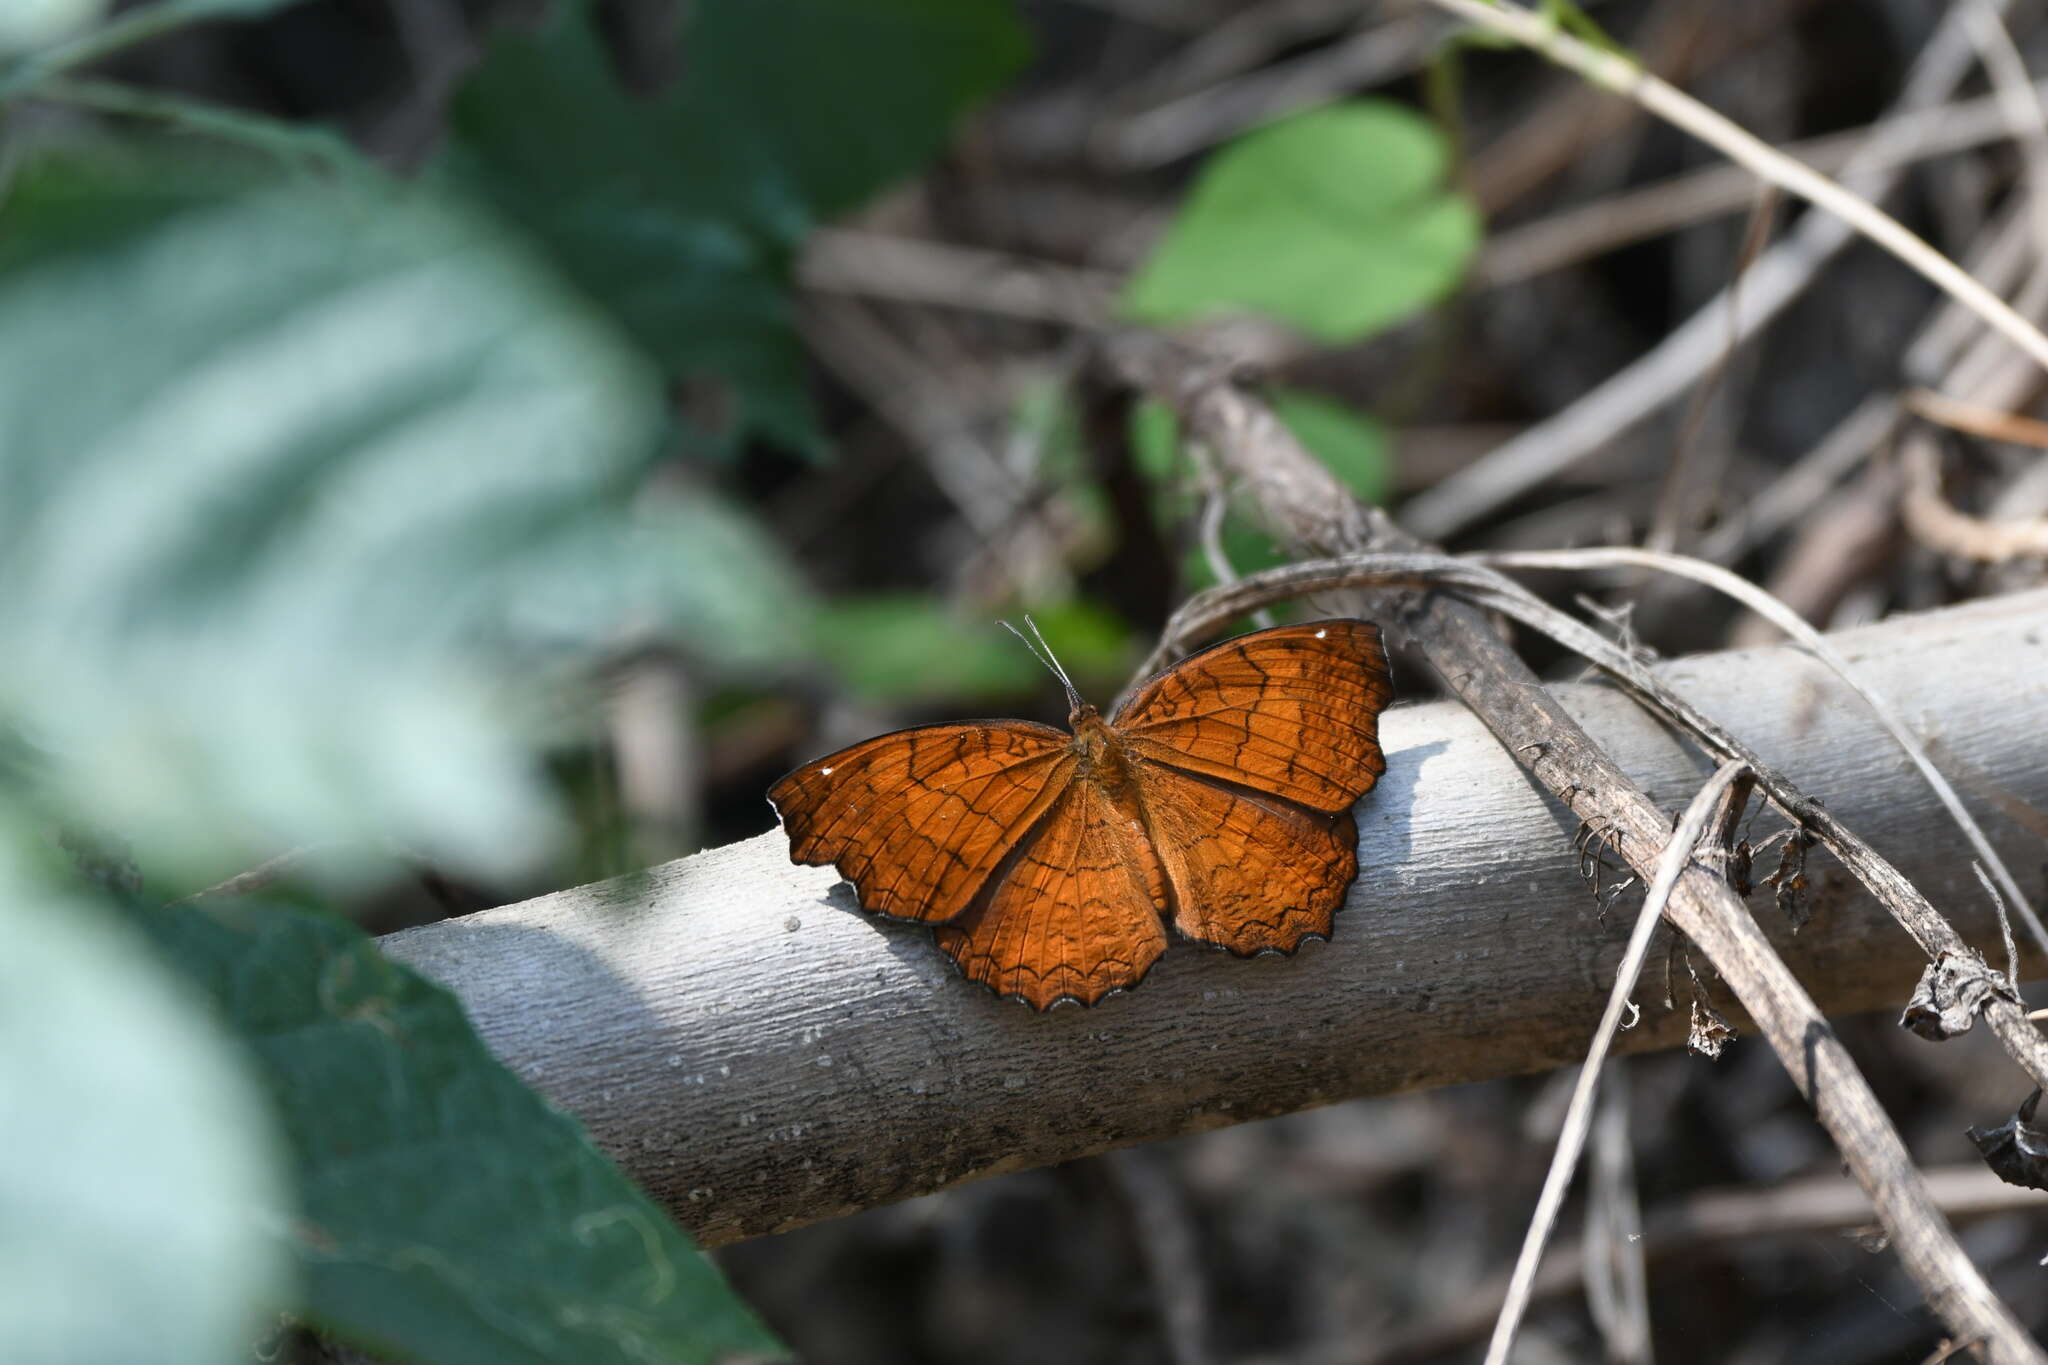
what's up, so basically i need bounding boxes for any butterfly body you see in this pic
[1069,705,1136,793]
[769,620,1393,1009]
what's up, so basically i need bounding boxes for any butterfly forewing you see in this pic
[1113,620,1391,814]
[768,720,1076,922]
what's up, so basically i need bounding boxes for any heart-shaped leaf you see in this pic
[1123,100,1481,344]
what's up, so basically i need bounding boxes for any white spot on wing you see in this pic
[821,766,834,775]
[1315,628,1327,639]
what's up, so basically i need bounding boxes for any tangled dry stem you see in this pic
[1101,328,2045,1365]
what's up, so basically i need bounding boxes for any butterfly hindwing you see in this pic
[1134,762,1358,956]
[932,776,1170,1008]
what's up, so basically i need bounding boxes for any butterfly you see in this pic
[768,619,1393,1009]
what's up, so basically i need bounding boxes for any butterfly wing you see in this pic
[1117,620,1391,955]
[932,775,1170,1008]
[768,721,1076,923]
[1136,764,1358,955]
[1114,619,1391,814]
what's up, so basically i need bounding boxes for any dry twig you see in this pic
[1403,0,2015,541]
[1152,546,2048,1089]
[1485,761,1753,1365]
[1102,328,2045,1364]
[1338,1165,2048,1365]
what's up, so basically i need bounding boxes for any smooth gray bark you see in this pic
[381,590,2048,1245]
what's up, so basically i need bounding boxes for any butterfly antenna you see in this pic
[1000,615,1086,711]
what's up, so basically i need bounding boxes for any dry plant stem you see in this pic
[1354,1166,2048,1365]
[1585,1079,1652,1365]
[1643,188,1777,555]
[1477,547,2047,959]
[1124,0,1362,105]
[1103,14,1435,169]
[810,79,2048,328]
[1404,0,2005,541]
[799,229,1116,326]
[1907,388,2048,450]
[1485,760,1753,1365]
[1107,1151,1210,1365]
[1696,204,2039,571]
[1980,863,2025,996]
[800,299,1070,601]
[1104,331,2044,1363]
[1477,78,2048,288]
[1963,0,2048,242]
[1153,548,2048,1094]
[1903,438,2048,561]
[1425,0,2048,373]
[1902,382,2048,562]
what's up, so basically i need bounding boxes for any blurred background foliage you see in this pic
[12,0,2048,1361]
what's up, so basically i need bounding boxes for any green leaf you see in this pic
[1122,101,1482,344]
[0,155,805,887]
[131,894,783,1365]
[815,596,1131,705]
[443,0,1030,458]
[0,863,290,1365]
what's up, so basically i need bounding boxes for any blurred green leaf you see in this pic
[1129,389,1388,593]
[0,0,109,54]
[443,0,1030,458]
[133,894,782,1365]
[0,156,805,887]
[1122,101,1481,344]
[500,488,813,674]
[1129,396,1183,486]
[0,860,289,1365]
[1130,389,1390,505]
[816,596,1131,706]
[27,77,370,174]
[0,0,309,79]
[1539,0,1634,60]
[140,0,306,18]
[1266,388,1392,504]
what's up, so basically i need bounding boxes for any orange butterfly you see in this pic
[768,620,1393,1009]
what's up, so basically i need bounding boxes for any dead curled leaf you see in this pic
[1688,999,1737,1058]
[1900,949,2015,1041]
[1967,1089,2048,1192]
[1762,828,1817,931]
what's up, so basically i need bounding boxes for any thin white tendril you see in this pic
[1000,614,1086,711]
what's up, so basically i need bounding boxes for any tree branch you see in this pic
[381,579,2048,1261]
